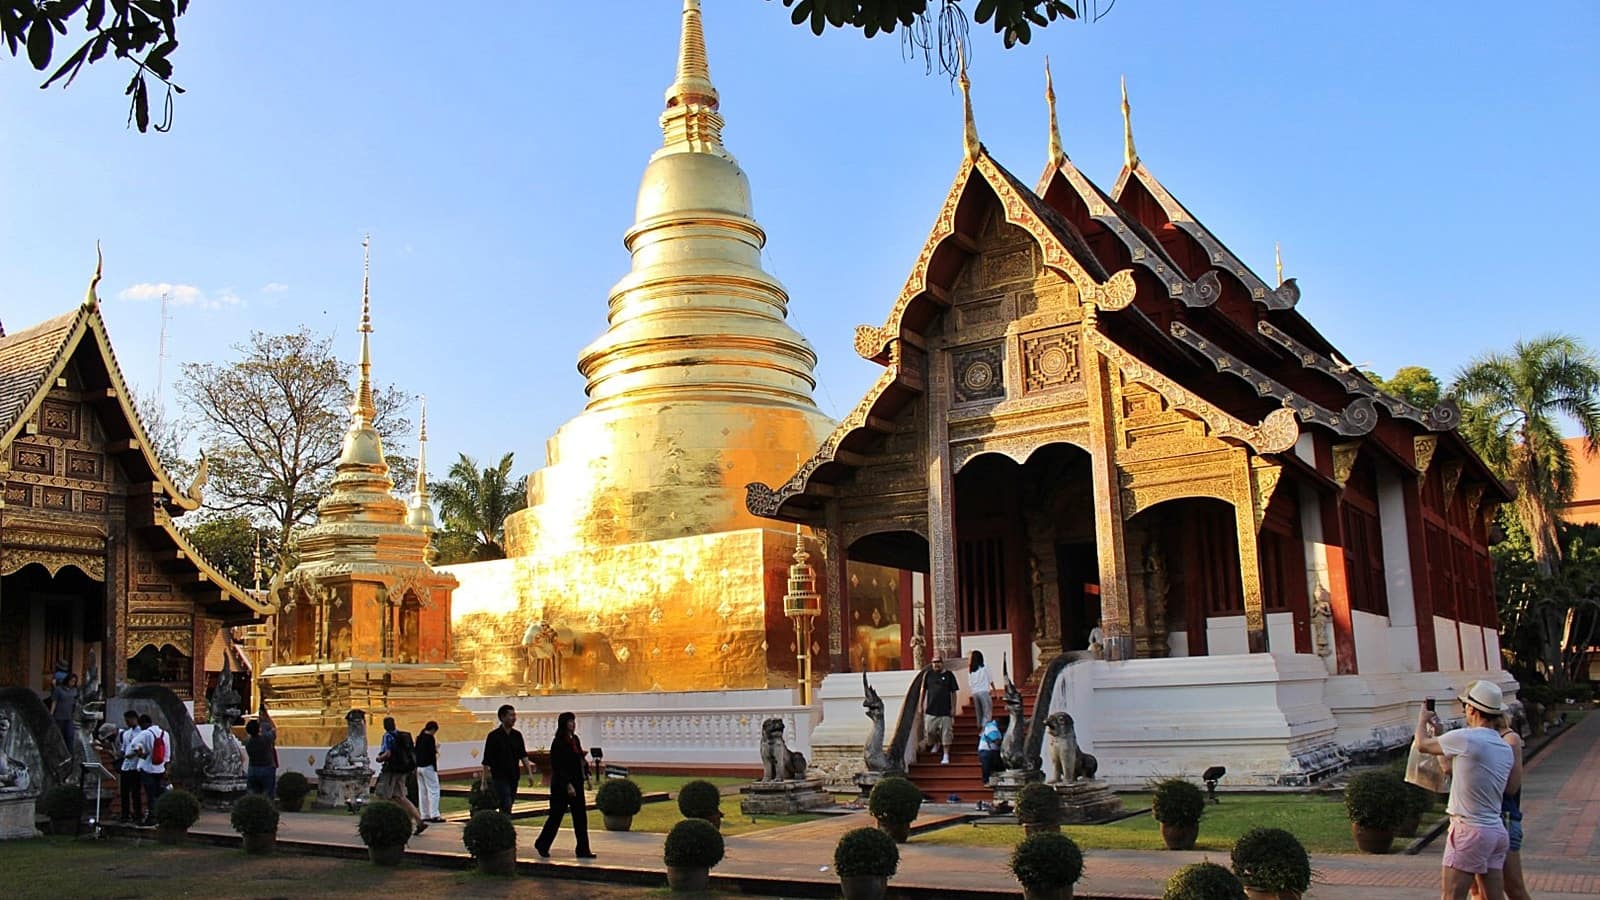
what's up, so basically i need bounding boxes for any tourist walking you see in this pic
[967,650,995,728]
[1469,716,1531,900]
[132,713,167,826]
[47,672,80,751]
[374,716,427,835]
[115,709,143,823]
[977,717,1003,786]
[480,704,536,815]
[416,720,442,823]
[921,656,959,764]
[1414,680,1521,900]
[244,719,276,798]
[534,711,595,860]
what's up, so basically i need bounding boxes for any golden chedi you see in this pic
[449,1,842,696]
[259,240,476,745]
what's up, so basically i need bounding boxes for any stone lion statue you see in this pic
[1045,712,1097,782]
[759,717,807,782]
[323,709,370,772]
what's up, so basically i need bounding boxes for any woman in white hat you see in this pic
[1414,679,1523,900]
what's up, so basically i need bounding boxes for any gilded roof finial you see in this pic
[1045,57,1064,167]
[660,0,725,151]
[1275,242,1284,288]
[83,241,103,310]
[1121,75,1139,169]
[959,43,979,161]
[354,234,376,427]
[407,395,436,531]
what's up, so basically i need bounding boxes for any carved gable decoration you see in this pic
[951,343,1005,404]
[1020,328,1081,394]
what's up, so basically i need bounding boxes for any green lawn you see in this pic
[441,774,748,796]
[914,792,1439,855]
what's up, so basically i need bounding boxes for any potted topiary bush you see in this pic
[153,788,201,845]
[1017,782,1063,836]
[1151,779,1205,850]
[358,799,413,866]
[39,784,84,836]
[677,779,723,830]
[1396,783,1431,838]
[463,809,518,876]
[1009,830,1085,900]
[1230,827,1311,900]
[833,825,899,900]
[663,816,725,892]
[867,776,923,844]
[230,793,280,855]
[595,778,644,832]
[1344,769,1405,854]
[467,780,500,812]
[275,772,311,813]
[1164,861,1247,900]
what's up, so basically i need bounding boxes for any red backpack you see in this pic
[151,728,168,765]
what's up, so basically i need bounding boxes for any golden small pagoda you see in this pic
[259,239,476,744]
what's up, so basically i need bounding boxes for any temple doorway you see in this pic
[846,531,928,671]
[0,562,104,693]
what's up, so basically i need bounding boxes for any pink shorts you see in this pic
[1442,819,1509,874]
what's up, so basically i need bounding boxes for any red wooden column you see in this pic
[1401,476,1439,671]
[1316,438,1358,675]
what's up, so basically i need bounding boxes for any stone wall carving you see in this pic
[1021,329,1081,394]
[951,343,1006,404]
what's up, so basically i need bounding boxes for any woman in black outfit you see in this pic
[534,711,595,859]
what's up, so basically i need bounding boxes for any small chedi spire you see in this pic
[959,44,979,161]
[1275,242,1284,287]
[660,0,725,153]
[1121,75,1139,168]
[1045,57,1064,166]
[407,395,436,531]
[83,241,103,310]
[354,234,376,428]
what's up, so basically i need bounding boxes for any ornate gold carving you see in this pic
[1250,462,1284,531]
[1463,482,1487,520]
[40,487,70,510]
[959,298,1007,326]
[128,613,193,629]
[1414,435,1438,475]
[1092,268,1138,311]
[82,492,107,513]
[1171,321,1375,436]
[1441,458,1465,504]
[1332,442,1361,487]
[40,400,78,438]
[951,343,1005,404]
[1,547,104,580]
[1257,320,1461,432]
[12,443,52,474]
[1020,329,1080,393]
[66,450,102,479]
[4,484,31,506]
[853,324,892,361]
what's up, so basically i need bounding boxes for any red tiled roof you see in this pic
[1563,436,1600,526]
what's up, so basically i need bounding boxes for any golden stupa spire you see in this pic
[1275,242,1284,287]
[407,395,436,531]
[959,43,979,161]
[354,234,376,428]
[660,0,725,152]
[83,241,103,310]
[1045,57,1064,167]
[1121,75,1138,169]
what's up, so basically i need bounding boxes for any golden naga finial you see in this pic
[1121,75,1138,169]
[1275,241,1284,287]
[353,234,376,426]
[959,43,979,161]
[83,241,103,310]
[1045,57,1064,167]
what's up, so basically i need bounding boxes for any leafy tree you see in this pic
[3,0,187,132]
[178,327,414,563]
[1373,366,1442,410]
[1453,334,1600,577]
[430,453,526,562]
[1493,512,1600,687]
[181,513,278,590]
[429,529,480,567]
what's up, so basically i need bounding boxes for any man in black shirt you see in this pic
[244,719,276,797]
[922,656,959,764]
[480,704,536,814]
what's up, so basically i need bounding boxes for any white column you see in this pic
[1376,467,1420,673]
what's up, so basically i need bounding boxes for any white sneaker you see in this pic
[941,755,950,765]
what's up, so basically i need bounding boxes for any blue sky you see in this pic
[3,1,1597,471]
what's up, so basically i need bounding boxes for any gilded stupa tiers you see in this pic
[503,0,833,557]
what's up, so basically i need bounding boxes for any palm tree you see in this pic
[1453,334,1600,577]
[430,452,527,560]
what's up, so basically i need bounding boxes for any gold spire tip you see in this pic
[1045,57,1064,166]
[667,0,717,108]
[84,240,103,310]
[1121,75,1138,168]
[360,233,372,334]
[1275,242,1284,288]
[959,43,979,161]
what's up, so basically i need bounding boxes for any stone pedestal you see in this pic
[738,777,835,815]
[988,768,1044,805]
[201,777,248,811]
[1052,779,1123,824]
[314,767,372,809]
[0,794,39,840]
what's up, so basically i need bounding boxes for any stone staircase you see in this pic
[905,680,1038,801]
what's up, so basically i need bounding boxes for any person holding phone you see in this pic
[533,711,596,860]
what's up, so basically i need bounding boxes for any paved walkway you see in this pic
[151,715,1600,899]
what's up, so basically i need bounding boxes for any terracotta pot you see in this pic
[667,866,710,892]
[1244,889,1301,900]
[1024,821,1061,836]
[602,813,634,832]
[1022,886,1073,900]
[477,847,517,876]
[48,817,78,837]
[368,843,405,866]
[839,874,889,900]
[877,819,911,844]
[155,825,186,846]
[1351,823,1395,854]
[1160,822,1198,850]
[241,832,276,855]
[1395,811,1422,838]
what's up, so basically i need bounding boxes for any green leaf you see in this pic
[791,0,812,26]
[27,14,55,70]
[40,37,92,89]
[133,76,150,131]
[974,0,998,25]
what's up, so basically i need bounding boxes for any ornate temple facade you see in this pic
[0,262,269,710]
[748,71,1515,784]
[258,242,476,747]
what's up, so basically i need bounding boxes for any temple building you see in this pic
[258,240,477,749]
[444,0,907,757]
[0,259,270,711]
[747,66,1516,787]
